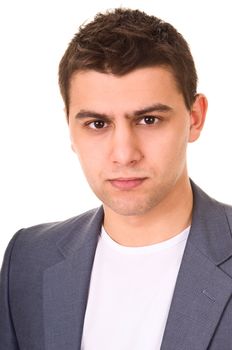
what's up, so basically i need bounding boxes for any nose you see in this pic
[110,124,143,166]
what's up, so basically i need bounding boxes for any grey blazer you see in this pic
[1,181,232,350]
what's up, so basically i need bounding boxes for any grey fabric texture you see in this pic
[1,180,232,349]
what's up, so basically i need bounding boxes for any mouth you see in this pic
[109,177,148,190]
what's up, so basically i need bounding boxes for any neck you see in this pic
[103,176,193,247]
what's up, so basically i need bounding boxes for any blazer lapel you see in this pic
[161,181,232,349]
[43,207,104,350]
[160,242,232,350]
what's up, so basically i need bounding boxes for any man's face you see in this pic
[68,66,201,216]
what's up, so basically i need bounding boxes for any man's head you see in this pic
[59,8,197,118]
[59,8,207,217]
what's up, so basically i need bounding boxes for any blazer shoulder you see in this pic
[5,207,102,269]
[205,190,232,230]
[222,202,232,226]
[16,207,100,242]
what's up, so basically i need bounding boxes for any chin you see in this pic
[95,180,175,216]
[103,198,158,216]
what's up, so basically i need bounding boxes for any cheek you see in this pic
[74,143,106,178]
[144,127,188,166]
[165,130,188,169]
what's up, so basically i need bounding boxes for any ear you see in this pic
[188,94,208,143]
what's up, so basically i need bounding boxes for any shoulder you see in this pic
[15,207,101,243]
[221,202,232,225]
[4,207,103,269]
[191,179,232,230]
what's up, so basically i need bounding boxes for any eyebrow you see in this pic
[75,103,173,120]
[134,103,173,116]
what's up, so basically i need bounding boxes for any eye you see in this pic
[138,116,159,125]
[87,120,107,129]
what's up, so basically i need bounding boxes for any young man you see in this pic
[1,8,232,350]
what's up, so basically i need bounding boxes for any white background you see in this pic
[0,0,232,264]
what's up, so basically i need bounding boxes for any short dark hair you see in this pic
[59,8,198,117]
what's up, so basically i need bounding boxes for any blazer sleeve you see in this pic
[0,232,21,350]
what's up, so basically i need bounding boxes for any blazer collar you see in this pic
[56,206,104,258]
[189,179,232,265]
[161,180,232,349]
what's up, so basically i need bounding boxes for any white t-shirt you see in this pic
[81,226,190,350]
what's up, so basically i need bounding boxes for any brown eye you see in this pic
[89,120,106,129]
[145,116,155,124]
[139,116,159,125]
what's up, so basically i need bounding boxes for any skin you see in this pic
[68,66,208,246]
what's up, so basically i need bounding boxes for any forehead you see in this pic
[69,66,184,115]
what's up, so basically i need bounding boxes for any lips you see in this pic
[109,177,147,190]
